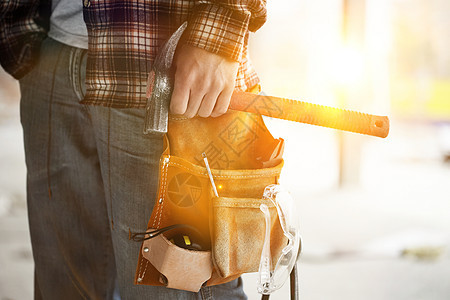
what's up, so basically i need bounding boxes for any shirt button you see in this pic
[84,0,91,7]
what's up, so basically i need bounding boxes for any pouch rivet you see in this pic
[159,198,163,204]
[143,247,149,253]
[137,277,143,283]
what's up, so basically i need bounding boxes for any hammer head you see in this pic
[144,22,188,134]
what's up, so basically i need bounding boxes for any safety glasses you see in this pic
[257,184,301,295]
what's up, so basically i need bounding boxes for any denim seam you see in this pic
[107,107,114,229]
[65,269,89,300]
[46,44,91,300]
[77,105,111,299]
[201,286,213,300]
[69,49,78,100]
[101,107,114,298]
[78,51,87,100]
[45,46,65,202]
[69,47,87,102]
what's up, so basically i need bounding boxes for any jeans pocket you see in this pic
[69,47,87,101]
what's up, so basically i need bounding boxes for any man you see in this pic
[0,0,266,298]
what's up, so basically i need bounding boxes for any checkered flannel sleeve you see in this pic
[185,1,267,62]
[0,0,50,79]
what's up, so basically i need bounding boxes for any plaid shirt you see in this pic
[0,0,51,79]
[1,0,266,108]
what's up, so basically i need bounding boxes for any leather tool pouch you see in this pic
[135,92,287,292]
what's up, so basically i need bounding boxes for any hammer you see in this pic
[144,22,389,138]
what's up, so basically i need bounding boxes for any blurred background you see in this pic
[1,0,449,299]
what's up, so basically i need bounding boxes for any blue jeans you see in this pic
[19,37,247,300]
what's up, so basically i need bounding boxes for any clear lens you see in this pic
[257,184,301,295]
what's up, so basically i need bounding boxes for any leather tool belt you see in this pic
[134,88,289,292]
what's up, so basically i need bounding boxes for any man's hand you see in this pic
[170,44,239,118]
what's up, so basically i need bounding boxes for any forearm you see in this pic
[184,1,267,61]
[170,1,267,118]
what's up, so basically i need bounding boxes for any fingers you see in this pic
[172,82,223,119]
[170,74,190,115]
[169,45,238,118]
[183,89,204,118]
[171,71,226,118]
[170,69,206,117]
[211,86,233,118]
[197,90,220,118]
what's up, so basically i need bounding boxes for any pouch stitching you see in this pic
[152,159,164,228]
[156,159,169,228]
[152,203,161,228]
[251,115,258,167]
[213,201,274,208]
[139,205,161,280]
[140,260,150,281]
[137,253,148,282]
[168,162,281,179]
[156,197,165,229]
[139,159,169,281]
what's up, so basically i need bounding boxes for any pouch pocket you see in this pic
[141,230,213,292]
[134,152,284,287]
[211,197,287,278]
